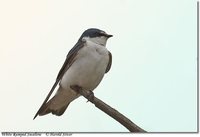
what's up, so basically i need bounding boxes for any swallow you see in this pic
[33,28,112,119]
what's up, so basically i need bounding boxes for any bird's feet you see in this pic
[70,85,94,102]
[86,90,94,102]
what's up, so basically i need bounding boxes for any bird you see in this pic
[33,28,113,119]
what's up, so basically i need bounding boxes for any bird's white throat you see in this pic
[82,36,108,47]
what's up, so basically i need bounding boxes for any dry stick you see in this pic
[70,86,147,132]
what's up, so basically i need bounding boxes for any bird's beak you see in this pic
[106,34,113,38]
[100,31,113,38]
[102,33,113,38]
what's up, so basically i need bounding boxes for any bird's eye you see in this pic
[98,31,108,37]
[95,32,101,36]
[98,31,106,37]
[100,31,105,34]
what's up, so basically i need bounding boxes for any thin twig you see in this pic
[70,85,147,132]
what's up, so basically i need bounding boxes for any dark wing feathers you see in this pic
[105,51,112,73]
[33,41,85,120]
[56,41,85,80]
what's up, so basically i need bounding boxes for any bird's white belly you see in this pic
[60,43,109,91]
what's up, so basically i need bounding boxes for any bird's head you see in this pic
[79,28,113,46]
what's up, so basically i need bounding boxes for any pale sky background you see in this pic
[0,0,197,132]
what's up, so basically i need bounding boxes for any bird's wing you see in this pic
[33,41,85,120]
[105,51,112,73]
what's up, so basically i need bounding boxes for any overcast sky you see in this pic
[0,0,197,132]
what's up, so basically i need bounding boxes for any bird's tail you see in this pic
[37,87,79,116]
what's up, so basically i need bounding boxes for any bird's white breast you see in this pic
[60,40,110,92]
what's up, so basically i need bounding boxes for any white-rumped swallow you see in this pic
[34,28,112,119]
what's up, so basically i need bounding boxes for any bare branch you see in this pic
[70,85,147,132]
